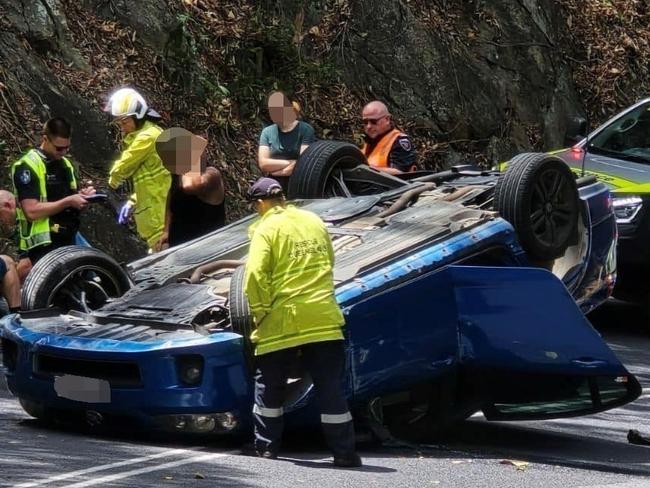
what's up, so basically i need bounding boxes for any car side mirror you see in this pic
[564,116,588,147]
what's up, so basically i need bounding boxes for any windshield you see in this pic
[588,101,650,164]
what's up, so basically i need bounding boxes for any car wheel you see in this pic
[19,398,53,422]
[287,140,367,199]
[22,246,131,312]
[229,265,255,368]
[381,382,459,442]
[494,152,579,261]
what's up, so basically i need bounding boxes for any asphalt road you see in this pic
[1,301,649,488]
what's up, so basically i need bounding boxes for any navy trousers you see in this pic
[253,340,356,456]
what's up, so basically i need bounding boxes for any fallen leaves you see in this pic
[556,0,650,116]
[500,459,530,471]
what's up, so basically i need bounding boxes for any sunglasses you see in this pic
[47,137,70,152]
[362,115,388,125]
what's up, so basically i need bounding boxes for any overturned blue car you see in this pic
[0,148,641,438]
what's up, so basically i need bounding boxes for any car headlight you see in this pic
[612,196,643,223]
[175,354,204,386]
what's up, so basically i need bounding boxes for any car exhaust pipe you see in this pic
[188,260,245,284]
[376,183,436,218]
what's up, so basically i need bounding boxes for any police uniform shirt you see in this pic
[364,132,416,172]
[13,149,80,241]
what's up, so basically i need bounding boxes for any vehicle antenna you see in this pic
[580,118,590,178]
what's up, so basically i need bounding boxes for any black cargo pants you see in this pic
[253,339,356,457]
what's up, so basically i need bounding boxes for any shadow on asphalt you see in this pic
[442,419,650,475]
[588,298,650,337]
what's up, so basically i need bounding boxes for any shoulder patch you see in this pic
[18,169,32,185]
[398,137,412,152]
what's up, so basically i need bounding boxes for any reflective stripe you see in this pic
[20,230,51,249]
[253,404,284,418]
[321,412,353,424]
[132,165,169,184]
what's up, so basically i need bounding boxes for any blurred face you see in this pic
[113,115,137,135]
[40,134,71,159]
[268,92,296,127]
[362,105,391,139]
[157,128,208,176]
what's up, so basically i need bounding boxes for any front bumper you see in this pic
[1,317,253,433]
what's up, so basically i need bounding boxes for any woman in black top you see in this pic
[166,168,225,246]
[154,128,226,250]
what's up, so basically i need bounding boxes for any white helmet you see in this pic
[105,88,148,119]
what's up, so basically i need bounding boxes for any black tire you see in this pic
[381,380,461,442]
[229,265,255,368]
[287,140,366,199]
[494,153,579,261]
[19,398,53,422]
[22,246,131,311]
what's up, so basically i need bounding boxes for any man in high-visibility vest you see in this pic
[361,100,417,174]
[10,118,95,265]
[244,177,361,468]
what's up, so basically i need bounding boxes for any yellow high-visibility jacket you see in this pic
[11,149,78,251]
[108,121,171,248]
[244,204,344,356]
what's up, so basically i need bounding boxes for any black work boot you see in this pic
[257,449,278,460]
[333,452,362,468]
[240,443,278,459]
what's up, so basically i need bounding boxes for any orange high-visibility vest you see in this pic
[362,128,405,168]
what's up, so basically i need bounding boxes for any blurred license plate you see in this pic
[54,374,111,403]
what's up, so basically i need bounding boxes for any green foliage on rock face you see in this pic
[169,2,343,125]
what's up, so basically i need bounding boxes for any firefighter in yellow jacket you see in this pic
[244,177,361,467]
[105,88,171,250]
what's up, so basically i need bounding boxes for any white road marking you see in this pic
[58,452,230,488]
[577,482,650,488]
[13,448,220,488]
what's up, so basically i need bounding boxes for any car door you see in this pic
[341,268,459,403]
[449,265,641,420]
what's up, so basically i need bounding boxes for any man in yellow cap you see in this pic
[244,177,361,468]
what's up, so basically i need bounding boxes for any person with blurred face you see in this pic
[10,117,95,265]
[154,128,226,251]
[361,101,416,175]
[0,190,30,284]
[105,87,171,251]
[257,91,316,192]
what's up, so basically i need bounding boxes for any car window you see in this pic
[485,374,635,420]
[589,102,650,164]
